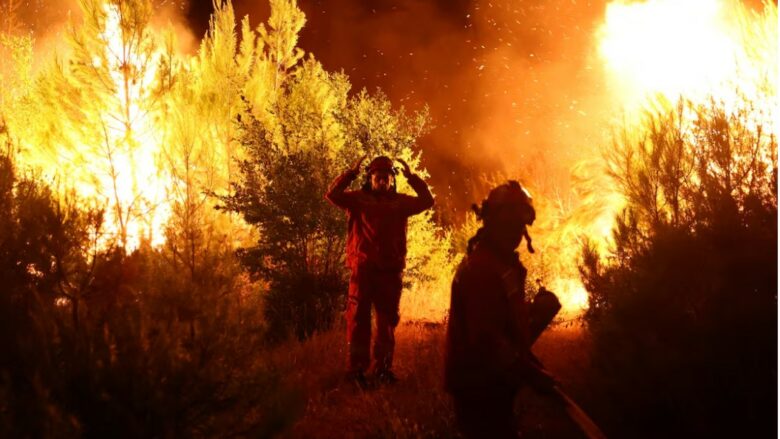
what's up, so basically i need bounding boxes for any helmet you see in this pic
[473,180,536,253]
[477,180,535,226]
[365,156,397,175]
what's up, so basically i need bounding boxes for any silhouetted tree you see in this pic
[579,97,777,437]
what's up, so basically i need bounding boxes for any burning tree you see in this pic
[3,0,455,333]
[0,0,332,435]
[13,0,167,248]
[0,4,32,157]
[573,3,778,434]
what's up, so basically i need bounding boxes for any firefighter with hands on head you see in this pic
[325,154,434,387]
[445,180,556,439]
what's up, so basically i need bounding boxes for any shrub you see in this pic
[0,153,299,437]
[579,98,777,437]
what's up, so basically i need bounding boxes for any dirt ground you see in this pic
[272,321,594,438]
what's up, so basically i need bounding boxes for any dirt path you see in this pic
[272,321,592,438]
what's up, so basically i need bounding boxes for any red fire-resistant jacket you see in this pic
[325,170,434,271]
[445,241,531,393]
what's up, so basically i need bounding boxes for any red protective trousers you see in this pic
[346,266,403,374]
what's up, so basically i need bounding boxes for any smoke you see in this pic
[14,0,621,218]
[9,0,197,71]
[225,0,619,220]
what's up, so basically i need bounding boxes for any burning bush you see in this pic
[579,97,777,437]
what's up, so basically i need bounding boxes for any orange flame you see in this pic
[598,0,777,122]
[544,0,778,320]
[91,4,170,249]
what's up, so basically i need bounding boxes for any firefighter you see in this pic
[445,181,554,438]
[325,155,434,385]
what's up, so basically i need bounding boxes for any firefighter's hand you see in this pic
[349,155,367,176]
[396,158,413,179]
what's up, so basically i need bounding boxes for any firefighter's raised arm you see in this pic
[396,158,434,215]
[325,155,366,210]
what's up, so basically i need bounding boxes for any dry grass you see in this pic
[267,320,593,438]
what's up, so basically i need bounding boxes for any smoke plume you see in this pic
[221,0,617,220]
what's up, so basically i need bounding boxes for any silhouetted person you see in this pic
[326,155,434,385]
[445,181,553,438]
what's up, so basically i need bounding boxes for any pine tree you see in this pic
[23,0,164,248]
[578,97,777,436]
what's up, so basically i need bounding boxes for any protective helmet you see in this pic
[365,156,397,175]
[477,180,535,226]
[473,180,536,252]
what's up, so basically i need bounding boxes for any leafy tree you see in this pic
[218,0,452,339]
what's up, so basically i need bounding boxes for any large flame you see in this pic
[25,3,174,250]
[91,3,170,249]
[544,0,777,320]
[3,0,774,322]
[598,0,777,119]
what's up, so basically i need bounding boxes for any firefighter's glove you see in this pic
[396,158,413,179]
[349,154,367,176]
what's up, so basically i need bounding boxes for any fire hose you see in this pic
[528,286,608,439]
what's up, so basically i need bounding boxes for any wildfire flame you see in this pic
[3,0,774,323]
[543,0,777,320]
[92,3,170,249]
[21,3,174,250]
[598,0,777,121]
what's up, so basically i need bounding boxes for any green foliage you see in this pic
[2,1,456,435]
[221,72,436,339]
[216,0,452,338]
[224,109,349,340]
[579,97,777,436]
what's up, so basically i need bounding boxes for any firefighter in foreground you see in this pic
[325,155,434,385]
[445,181,555,438]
